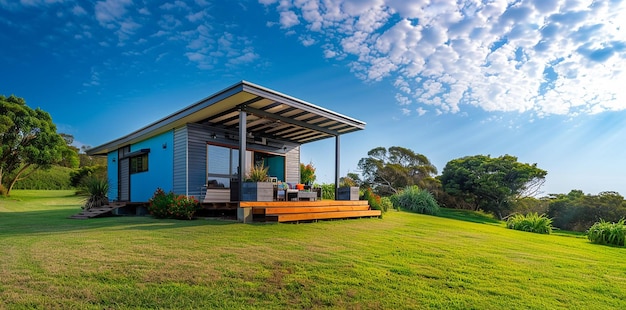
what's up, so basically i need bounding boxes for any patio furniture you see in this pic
[297,191,317,201]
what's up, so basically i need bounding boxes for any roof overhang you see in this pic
[86,81,366,155]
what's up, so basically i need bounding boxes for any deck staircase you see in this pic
[68,202,127,219]
[240,200,382,223]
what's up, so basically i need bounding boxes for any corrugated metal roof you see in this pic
[86,81,366,155]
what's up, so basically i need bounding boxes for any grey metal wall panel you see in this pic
[173,126,188,195]
[285,146,300,184]
[119,158,130,201]
[187,123,210,196]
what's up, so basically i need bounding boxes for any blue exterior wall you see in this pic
[107,151,118,201]
[130,130,174,202]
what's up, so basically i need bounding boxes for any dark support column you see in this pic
[237,110,253,223]
[335,135,340,200]
[238,110,247,201]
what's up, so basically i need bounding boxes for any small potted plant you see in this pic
[241,164,274,201]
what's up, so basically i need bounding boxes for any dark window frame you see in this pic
[130,153,149,174]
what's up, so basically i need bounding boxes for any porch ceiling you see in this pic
[86,81,366,155]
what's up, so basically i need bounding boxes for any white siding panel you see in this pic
[285,146,300,184]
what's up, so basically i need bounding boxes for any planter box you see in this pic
[337,187,359,201]
[241,182,274,201]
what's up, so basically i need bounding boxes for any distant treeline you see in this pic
[11,166,74,190]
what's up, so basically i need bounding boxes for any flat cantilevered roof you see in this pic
[87,81,366,155]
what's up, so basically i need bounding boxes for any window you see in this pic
[207,145,245,188]
[130,154,148,174]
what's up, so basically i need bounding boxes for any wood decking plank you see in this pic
[264,205,371,214]
[239,200,369,208]
[267,210,382,222]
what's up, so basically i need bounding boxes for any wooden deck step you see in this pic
[266,210,382,223]
[264,205,371,214]
[69,203,126,219]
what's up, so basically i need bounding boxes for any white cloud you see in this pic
[261,0,626,117]
[299,35,316,46]
[72,5,87,16]
[94,0,139,42]
[279,10,300,28]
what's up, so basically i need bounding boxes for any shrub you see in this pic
[380,197,392,213]
[148,188,199,220]
[319,183,335,200]
[12,165,73,190]
[506,213,552,234]
[391,186,439,215]
[82,176,109,210]
[587,219,626,246]
[362,187,384,213]
[70,165,107,187]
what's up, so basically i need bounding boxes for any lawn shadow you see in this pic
[0,207,238,237]
[436,208,502,225]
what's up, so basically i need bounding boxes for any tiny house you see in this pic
[86,81,366,205]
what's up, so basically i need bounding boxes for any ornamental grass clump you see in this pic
[391,185,439,215]
[81,176,109,210]
[148,188,199,220]
[246,164,269,182]
[506,212,553,234]
[587,219,626,247]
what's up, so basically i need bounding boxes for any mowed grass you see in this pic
[1,191,625,309]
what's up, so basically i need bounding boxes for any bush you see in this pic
[380,197,392,213]
[82,176,109,210]
[12,165,73,190]
[391,186,439,215]
[362,187,384,213]
[70,165,107,187]
[506,213,552,234]
[148,188,199,220]
[587,219,626,246]
[319,183,335,200]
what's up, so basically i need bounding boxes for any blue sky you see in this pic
[1,0,626,196]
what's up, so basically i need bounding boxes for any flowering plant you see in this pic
[300,162,316,185]
[148,188,199,220]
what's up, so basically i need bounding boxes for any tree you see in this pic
[439,154,547,219]
[58,133,80,169]
[0,94,66,195]
[547,190,626,231]
[358,146,438,196]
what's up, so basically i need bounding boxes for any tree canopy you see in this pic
[439,154,547,219]
[0,94,66,195]
[357,146,438,196]
[547,190,626,231]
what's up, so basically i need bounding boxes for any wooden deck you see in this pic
[239,200,382,223]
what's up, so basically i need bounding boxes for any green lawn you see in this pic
[1,190,624,309]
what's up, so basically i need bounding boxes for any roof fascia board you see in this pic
[87,82,246,155]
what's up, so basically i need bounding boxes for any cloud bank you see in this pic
[261,0,626,116]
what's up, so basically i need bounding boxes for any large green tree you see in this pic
[439,154,547,219]
[358,146,438,196]
[547,190,626,231]
[0,95,66,195]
